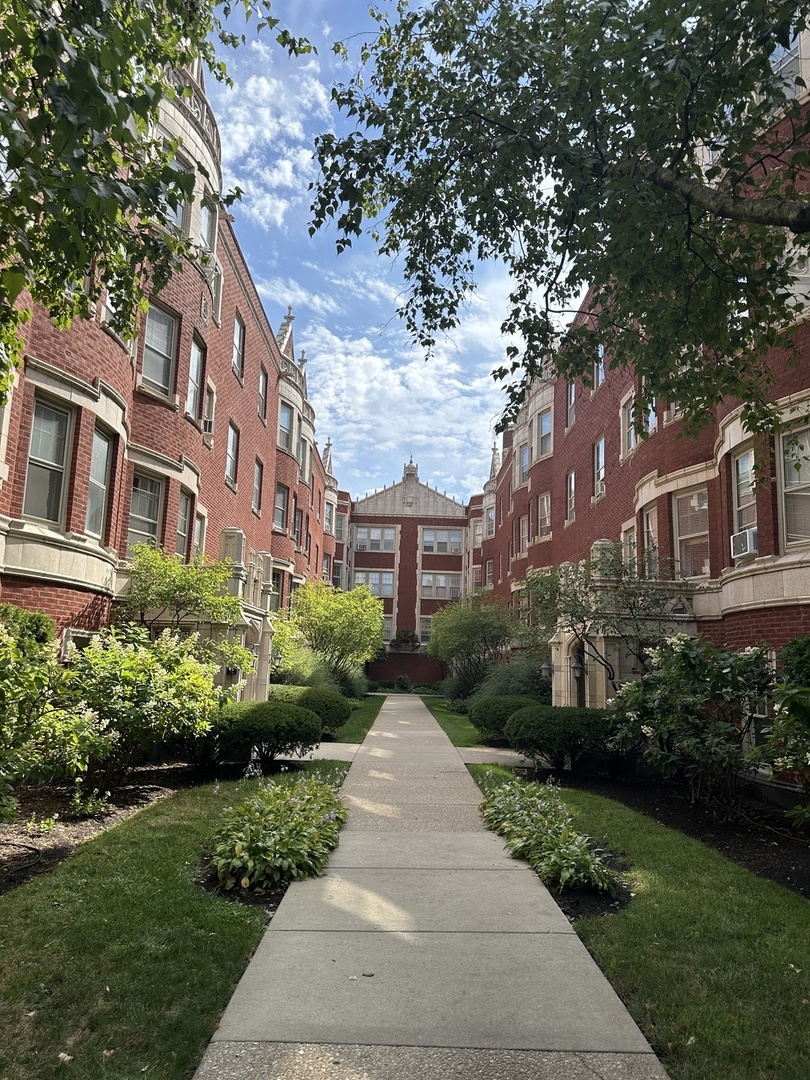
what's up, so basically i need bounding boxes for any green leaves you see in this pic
[311,0,810,438]
[289,582,384,679]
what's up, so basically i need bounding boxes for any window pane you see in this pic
[85,429,111,537]
[128,473,161,551]
[176,490,192,556]
[25,400,69,522]
[143,306,176,393]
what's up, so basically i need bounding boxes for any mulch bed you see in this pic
[2,763,807,922]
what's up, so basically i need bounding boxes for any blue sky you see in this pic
[206,1,510,502]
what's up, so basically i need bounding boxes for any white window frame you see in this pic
[325,502,335,534]
[621,395,637,458]
[644,506,659,578]
[253,458,263,514]
[85,426,112,539]
[566,381,576,428]
[382,615,393,643]
[538,492,551,538]
[734,448,757,533]
[420,617,431,644]
[232,313,245,379]
[274,484,289,530]
[565,470,575,522]
[538,407,552,458]
[279,401,294,451]
[485,505,495,538]
[485,558,494,586]
[593,436,606,498]
[354,569,394,597]
[225,422,239,486]
[186,338,204,420]
[519,515,529,553]
[421,572,461,598]
[142,303,177,396]
[594,343,605,389]
[128,472,163,554]
[193,511,206,555]
[24,397,72,524]
[258,365,268,422]
[781,426,810,547]
[176,489,193,558]
[674,488,710,578]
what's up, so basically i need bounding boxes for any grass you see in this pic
[332,694,385,742]
[421,695,482,746]
[468,766,810,1080]
[0,760,349,1080]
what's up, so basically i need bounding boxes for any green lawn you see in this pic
[0,761,348,1080]
[469,765,810,1080]
[332,694,385,742]
[421,695,482,746]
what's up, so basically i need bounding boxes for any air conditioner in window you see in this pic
[731,527,758,559]
[202,417,214,435]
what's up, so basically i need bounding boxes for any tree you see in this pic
[312,0,810,438]
[0,1,308,399]
[427,593,516,696]
[521,540,693,694]
[289,582,384,682]
[120,543,243,630]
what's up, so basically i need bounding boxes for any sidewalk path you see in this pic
[194,696,668,1080]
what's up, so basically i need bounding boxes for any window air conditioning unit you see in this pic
[731,527,758,559]
[203,417,214,435]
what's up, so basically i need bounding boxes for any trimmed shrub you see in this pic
[334,667,369,699]
[468,695,539,740]
[505,705,613,771]
[780,636,810,687]
[266,685,351,735]
[209,773,348,890]
[394,674,412,692]
[469,656,552,706]
[0,603,56,657]
[216,701,321,771]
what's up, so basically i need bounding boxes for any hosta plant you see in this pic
[209,773,348,891]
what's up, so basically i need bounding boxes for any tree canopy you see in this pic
[428,593,516,695]
[289,582,384,680]
[312,0,810,438]
[0,0,307,400]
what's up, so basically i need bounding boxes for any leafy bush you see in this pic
[468,694,538,739]
[611,634,774,814]
[751,682,810,827]
[265,685,351,735]
[505,705,612,770]
[215,701,321,771]
[0,625,110,819]
[69,626,220,767]
[334,667,368,699]
[469,656,552,706]
[392,628,419,646]
[0,602,55,656]
[446,698,469,714]
[479,774,618,894]
[780,636,810,687]
[209,773,348,890]
[394,674,412,692]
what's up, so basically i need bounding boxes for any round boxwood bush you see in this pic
[505,705,613,771]
[266,685,351,735]
[215,700,321,771]
[780,635,810,687]
[468,695,539,740]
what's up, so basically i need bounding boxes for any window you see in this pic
[594,343,605,388]
[211,263,223,324]
[298,434,308,475]
[186,339,204,420]
[538,408,552,457]
[85,427,112,539]
[128,473,162,552]
[422,528,461,553]
[142,304,177,395]
[225,422,239,485]
[622,525,636,564]
[325,502,335,534]
[734,449,757,532]
[644,506,659,577]
[421,573,461,598]
[176,489,193,557]
[420,617,431,644]
[675,489,710,577]
[519,443,530,483]
[621,398,637,456]
[473,565,482,589]
[335,514,346,542]
[473,519,483,546]
[193,512,205,555]
[162,158,188,231]
[253,459,263,513]
[203,385,215,435]
[519,515,529,553]
[332,561,343,589]
[279,402,294,450]
[357,526,396,551]
[782,427,810,545]
[24,398,70,523]
[258,366,268,421]
[199,196,217,251]
[642,378,657,433]
[593,436,606,497]
[566,381,576,427]
[485,558,494,586]
[485,505,495,537]
[322,553,331,581]
[274,484,288,530]
[232,313,245,378]
[565,470,575,522]
[293,507,303,547]
[538,492,551,537]
[382,616,393,642]
[354,570,394,596]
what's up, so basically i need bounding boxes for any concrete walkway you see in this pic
[194,696,669,1080]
